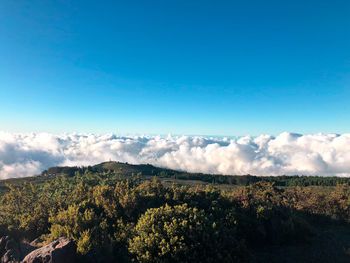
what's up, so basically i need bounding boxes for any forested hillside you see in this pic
[41,161,350,187]
[1,162,350,262]
[2,161,350,198]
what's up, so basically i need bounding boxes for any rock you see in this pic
[21,237,76,263]
[0,237,76,263]
[0,236,10,258]
[0,236,21,263]
[29,239,42,248]
[2,249,20,263]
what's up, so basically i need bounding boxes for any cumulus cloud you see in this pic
[0,131,350,179]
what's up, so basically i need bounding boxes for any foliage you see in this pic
[129,203,248,263]
[1,165,350,262]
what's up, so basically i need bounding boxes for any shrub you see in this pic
[129,203,249,263]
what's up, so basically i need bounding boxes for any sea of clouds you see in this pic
[0,131,350,179]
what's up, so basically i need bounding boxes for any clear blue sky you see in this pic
[1,0,349,136]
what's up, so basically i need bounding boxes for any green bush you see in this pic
[129,203,249,263]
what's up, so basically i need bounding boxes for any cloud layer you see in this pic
[1,131,350,179]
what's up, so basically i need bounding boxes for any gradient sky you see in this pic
[0,0,349,136]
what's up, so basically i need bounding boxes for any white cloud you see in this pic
[0,131,350,179]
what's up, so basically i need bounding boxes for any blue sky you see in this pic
[0,0,349,136]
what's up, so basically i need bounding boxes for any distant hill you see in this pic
[39,161,350,187]
[41,161,178,177]
[1,161,350,196]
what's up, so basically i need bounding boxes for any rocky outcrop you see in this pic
[0,236,21,263]
[0,237,76,263]
[21,237,76,263]
[0,236,37,263]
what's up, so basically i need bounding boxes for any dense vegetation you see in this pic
[42,161,350,187]
[1,162,350,262]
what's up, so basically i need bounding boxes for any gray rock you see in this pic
[0,236,21,263]
[21,237,76,263]
[2,249,20,263]
[28,239,42,248]
[0,236,10,258]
